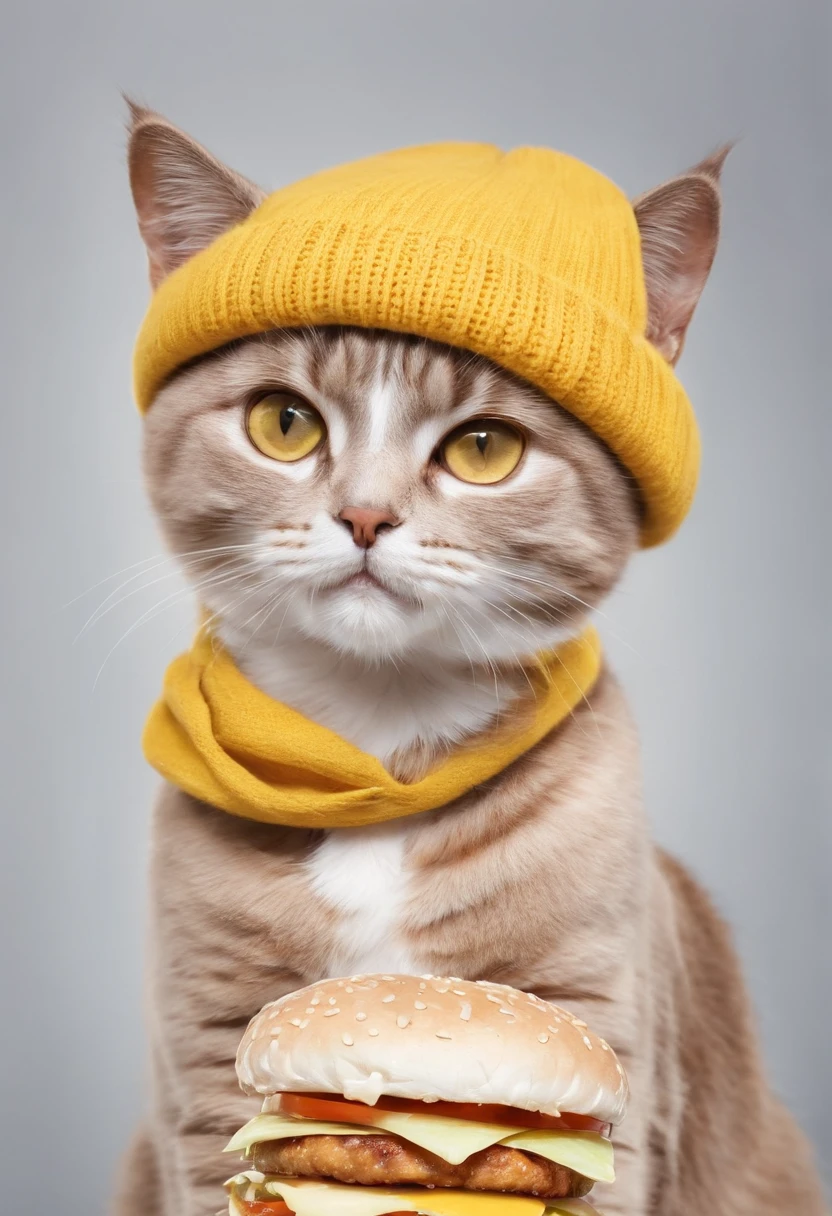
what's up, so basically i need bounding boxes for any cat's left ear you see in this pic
[126,99,266,289]
[633,147,731,365]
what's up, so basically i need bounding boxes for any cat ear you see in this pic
[126,99,266,289]
[633,146,731,365]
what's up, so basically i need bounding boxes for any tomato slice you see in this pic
[279,1092,383,1127]
[278,1092,611,1137]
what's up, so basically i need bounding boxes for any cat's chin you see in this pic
[297,580,423,663]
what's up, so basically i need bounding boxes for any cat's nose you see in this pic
[338,506,400,549]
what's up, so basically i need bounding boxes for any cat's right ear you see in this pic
[126,99,266,289]
[633,147,730,366]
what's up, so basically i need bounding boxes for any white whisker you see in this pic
[62,552,176,610]
[90,564,265,689]
[64,541,265,610]
[74,543,266,640]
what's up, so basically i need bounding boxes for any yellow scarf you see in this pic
[143,626,602,829]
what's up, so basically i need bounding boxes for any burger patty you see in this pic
[252,1134,593,1199]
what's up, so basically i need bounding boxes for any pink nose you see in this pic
[338,507,400,549]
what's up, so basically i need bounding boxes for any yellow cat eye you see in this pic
[246,393,325,462]
[440,419,525,485]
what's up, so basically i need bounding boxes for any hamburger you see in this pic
[225,974,628,1216]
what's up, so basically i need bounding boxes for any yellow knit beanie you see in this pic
[133,142,700,546]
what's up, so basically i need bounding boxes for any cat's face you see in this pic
[132,108,725,678]
[143,326,639,666]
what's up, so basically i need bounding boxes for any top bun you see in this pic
[236,974,628,1126]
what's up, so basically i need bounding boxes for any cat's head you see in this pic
[129,106,725,670]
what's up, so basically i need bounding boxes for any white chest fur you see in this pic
[222,625,514,766]
[306,821,423,977]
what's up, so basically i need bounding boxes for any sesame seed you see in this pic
[323,1008,341,1018]
[449,977,463,983]
[486,994,502,1004]
[299,1019,309,1029]
[328,997,337,1006]
[382,995,396,1004]
[381,975,396,981]
[583,1036,593,1049]
[270,1026,282,1037]
[342,1033,354,1046]
[574,1019,588,1029]
[547,1026,560,1035]
[459,1003,472,1021]
[538,1033,549,1044]
[419,983,427,991]
[368,1028,380,1037]
[499,1008,514,1016]
[355,1012,367,1022]
[305,1007,316,1015]
[600,1039,610,1051]
[345,986,354,994]
[290,1018,302,1027]
[396,1015,410,1029]
[310,998,320,1007]
[414,1001,427,1010]
[452,989,466,997]
[434,985,449,994]
[436,1031,452,1040]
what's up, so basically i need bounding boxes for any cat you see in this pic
[112,105,826,1216]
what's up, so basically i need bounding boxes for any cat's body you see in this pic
[114,108,826,1216]
[116,675,822,1216]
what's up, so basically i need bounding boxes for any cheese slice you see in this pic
[231,1174,549,1215]
[226,1111,521,1166]
[500,1131,615,1184]
[225,1112,614,1181]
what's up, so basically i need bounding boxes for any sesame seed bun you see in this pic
[236,975,629,1125]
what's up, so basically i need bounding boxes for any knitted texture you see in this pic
[143,625,602,829]
[133,142,700,545]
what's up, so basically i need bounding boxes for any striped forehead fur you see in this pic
[257,327,507,436]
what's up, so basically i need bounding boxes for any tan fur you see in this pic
[116,113,826,1216]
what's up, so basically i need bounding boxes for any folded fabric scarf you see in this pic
[143,626,602,829]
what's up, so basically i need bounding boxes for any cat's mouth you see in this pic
[328,568,415,605]
[344,570,386,591]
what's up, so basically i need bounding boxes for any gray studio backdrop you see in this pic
[1,1,829,1211]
